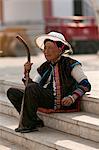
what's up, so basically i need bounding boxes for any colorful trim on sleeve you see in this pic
[72,79,91,98]
[70,61,81,69]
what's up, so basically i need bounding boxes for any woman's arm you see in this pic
[62,64,91,106]
[71,64,91,100]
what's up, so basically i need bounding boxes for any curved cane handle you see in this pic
[16,35,31,85]
[16,35,31,62]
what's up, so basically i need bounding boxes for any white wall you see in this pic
[52,0,96,17]
[83,0,95,16]
[3,0,43,23]
[52,0,73,17]
[2,0,98,24]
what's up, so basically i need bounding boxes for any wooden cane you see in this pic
[16,35,31,86]
[16,35,32,127]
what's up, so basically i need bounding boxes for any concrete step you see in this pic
[0,80,24,94]
[0,113,99,150]
[0,137,28,150]
[0,95,99,143]
[0,80,99,115]
[82,93,99,115]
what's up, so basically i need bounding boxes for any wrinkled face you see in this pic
[43,41,62,62]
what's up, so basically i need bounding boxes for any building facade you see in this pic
[0,0,97,25]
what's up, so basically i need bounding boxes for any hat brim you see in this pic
[35,34,72,53]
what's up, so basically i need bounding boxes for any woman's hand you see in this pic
[24,61,33,75]
[61,96,74,106]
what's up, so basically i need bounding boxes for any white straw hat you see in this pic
[35,31,73,53]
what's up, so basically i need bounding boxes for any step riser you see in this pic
[0,102,99,143]
[81,100,99,115]
[39,113,99,143]
[0,80,24,94]
[0,127,55,150]
[0,102,19,118]
[0,137,28,150]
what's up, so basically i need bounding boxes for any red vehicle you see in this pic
[45,16,99,54]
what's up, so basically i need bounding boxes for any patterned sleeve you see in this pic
[71,64,91,99]
[72,79,91,98]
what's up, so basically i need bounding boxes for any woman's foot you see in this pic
[15,126,38,133]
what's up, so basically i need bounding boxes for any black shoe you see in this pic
[15,127,38,133]
[15,127,23,132]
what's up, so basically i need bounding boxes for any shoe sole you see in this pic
[20,128,38,133]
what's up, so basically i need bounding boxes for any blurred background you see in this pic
[0,0,99,57]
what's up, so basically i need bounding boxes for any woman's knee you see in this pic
[26,82,39,92]
[7,88,14,100]
[7,87,22,101]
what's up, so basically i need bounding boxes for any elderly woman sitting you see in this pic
[7,31,91,133]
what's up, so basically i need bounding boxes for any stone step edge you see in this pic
[82,95,99,103]
[0,113,99,150]
[0,137,28,150]
[0,100,99,143]
[0,126,55,150]
[1,99,99,130]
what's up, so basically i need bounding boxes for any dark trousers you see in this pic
[7,82,54,128]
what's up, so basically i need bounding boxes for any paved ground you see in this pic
[0,52,99,97]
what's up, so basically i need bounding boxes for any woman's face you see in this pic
[43,41,62,62]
